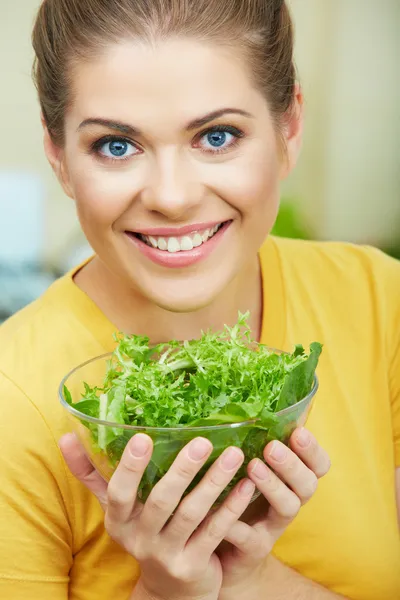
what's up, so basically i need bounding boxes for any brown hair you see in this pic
[32,0,296,146]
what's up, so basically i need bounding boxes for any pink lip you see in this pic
[128,221,226,237]
[125,221,232,268]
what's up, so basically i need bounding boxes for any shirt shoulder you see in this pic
[267,236,399,357]
[266,235,396,273]
[0,270,114,429]
[266,236,399,316]
[267,237,400,463]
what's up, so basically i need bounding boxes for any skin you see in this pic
[60,428,331,600]
[45,38,302,341]
[44,37,400,599]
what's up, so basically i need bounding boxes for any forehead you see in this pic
[68,38,265,127]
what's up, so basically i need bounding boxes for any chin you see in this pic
[147,289,220,314]
[138,275,231,314]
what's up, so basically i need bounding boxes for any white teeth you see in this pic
[139,223,223,252]
[202,229,210,242]
[157,237,167,251]
[180,236,194,251]
[192,233,203,247]
[167,237,180,253]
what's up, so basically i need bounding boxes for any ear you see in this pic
[279,83,304,179]
[42,114,75,199]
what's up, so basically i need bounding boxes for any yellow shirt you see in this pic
[0,237,399,600]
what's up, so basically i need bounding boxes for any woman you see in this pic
[0,0,398,599]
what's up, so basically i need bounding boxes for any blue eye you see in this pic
[196,126,244,153]
[207,131,231,147]
[97,138,137,159]
[201,130,233,150]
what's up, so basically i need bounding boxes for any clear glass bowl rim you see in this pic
[59,350,319,432]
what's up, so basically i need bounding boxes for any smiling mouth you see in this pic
[128,222,228,253]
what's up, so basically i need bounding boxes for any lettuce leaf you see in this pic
[70,313,322,430]
[66,313,322,500]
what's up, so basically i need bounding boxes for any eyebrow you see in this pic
[77,108,253,135]
[185,108,254,130]
[77,118,140,135]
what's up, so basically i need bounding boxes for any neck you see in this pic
[74,255,263,344]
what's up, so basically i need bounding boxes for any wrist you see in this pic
[132,577,218,600]
[130,578,163,600]
[219,582,259,600]
[218,561,267,600]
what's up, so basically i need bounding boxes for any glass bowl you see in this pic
[59,352,318,507]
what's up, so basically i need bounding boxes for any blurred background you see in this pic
[0,0,399,321]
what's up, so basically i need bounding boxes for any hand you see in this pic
[217,428,331,598]
[59,433,256,600]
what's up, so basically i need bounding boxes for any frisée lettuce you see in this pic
[64,313,322,502]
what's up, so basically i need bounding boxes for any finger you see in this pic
[59,433,108,510]
[248,458,301,518]
[188,478,255,557]
[247,453,311,549]
[263,440,318,505]
[106,433,152,524]
[223,519,269,564]
[164,446,245,548]
[139,437,214,536]
[289,428,331,478]
[236,434,330,556]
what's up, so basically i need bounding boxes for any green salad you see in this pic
[64,313,322,502]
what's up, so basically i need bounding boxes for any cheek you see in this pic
[68,157,136,228]
[207,141,281,218]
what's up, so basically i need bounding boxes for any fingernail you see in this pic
[58,432,77,448]
[221,447,243,471]
[239,479,255,497]
[130,434,150,458]
[269,441,287,463]
[296,428,311,448]
[188,437,212,461]
[250,459,269,480]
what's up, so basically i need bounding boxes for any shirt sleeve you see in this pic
[0,371,72,600]
[389,290,400,467]
[372,249,400,466]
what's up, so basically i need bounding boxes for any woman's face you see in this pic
[51,38,302,312]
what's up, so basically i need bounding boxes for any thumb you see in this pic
[59,433,108,510]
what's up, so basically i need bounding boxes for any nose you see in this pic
[141,149,202,220]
